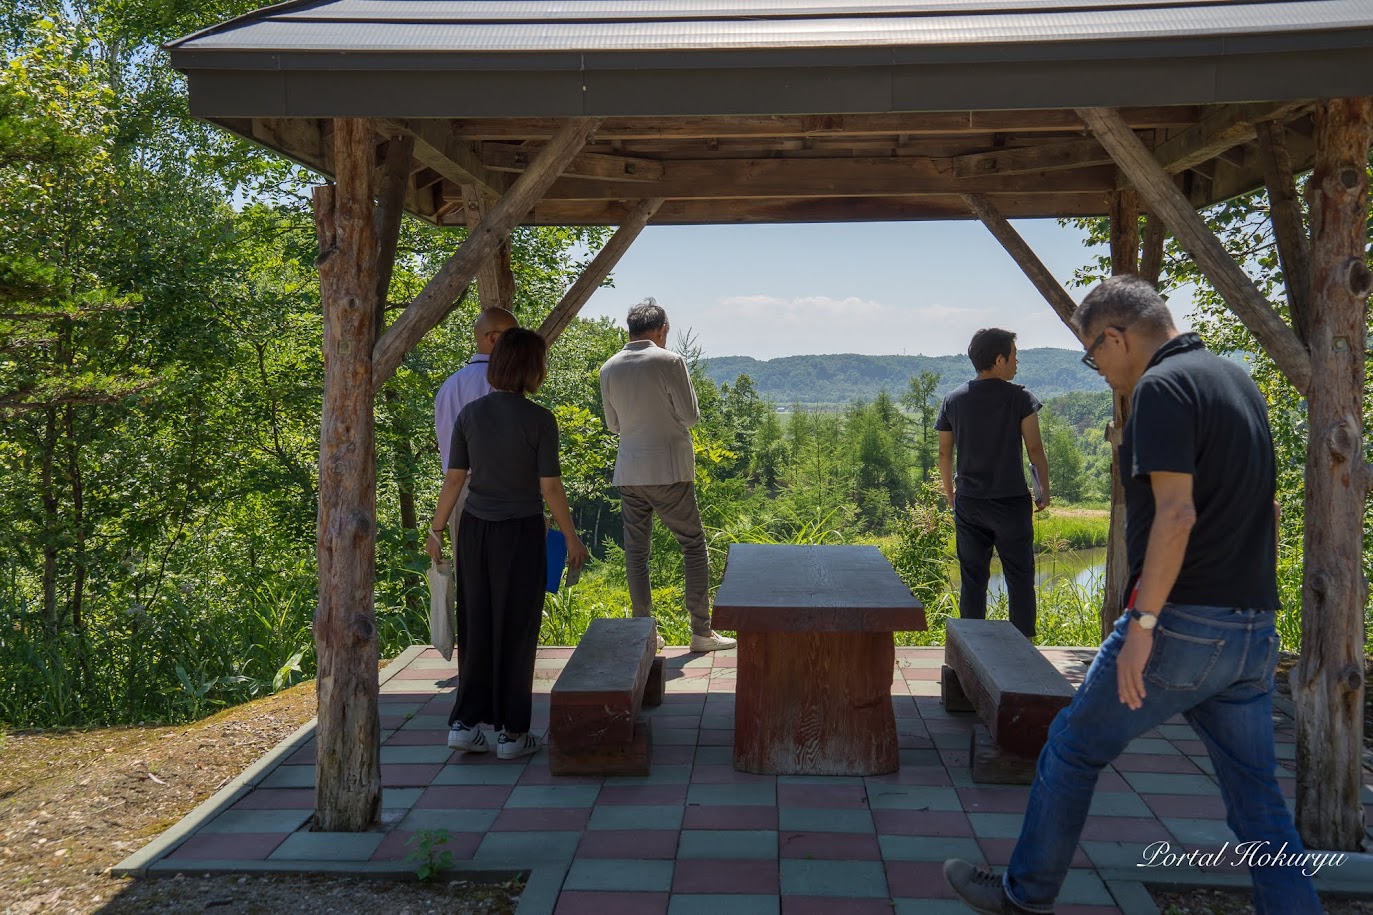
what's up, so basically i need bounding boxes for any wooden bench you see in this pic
[548,616,663,776]
[942,619,1075,784]
[713,544,926,776]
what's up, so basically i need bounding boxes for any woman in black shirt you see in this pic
[426,328,589,760]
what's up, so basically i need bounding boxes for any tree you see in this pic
[901,370,942,482]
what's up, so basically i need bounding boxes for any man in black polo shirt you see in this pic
[943,276,1319,914]
[936,327,1050,638]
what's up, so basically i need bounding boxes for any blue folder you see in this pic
[545,529,567,593]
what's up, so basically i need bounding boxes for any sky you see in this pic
[580,219,1193,360]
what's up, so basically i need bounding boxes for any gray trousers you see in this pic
[618,482,711,636]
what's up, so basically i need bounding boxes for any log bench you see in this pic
[548,616,662,776]
[712,544,926,776]
[942,619,1075,784]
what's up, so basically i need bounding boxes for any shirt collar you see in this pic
[624,340,654,350]
[468,353,490,364]
[1146,332,1204,370]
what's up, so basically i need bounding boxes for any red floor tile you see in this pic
[978,837,1091,868]
[651,745,696,765]
[554,891,668,915]
[872,809,972,837]
[866,766,953,787]
[517,766,602,786]
[691,765,775,785]
[1113,753,1204,774]
[285,746,315,764]
[1094,772,1132,793]
[383,729,451,747]
[672,858,779,894]
[649,715,702,729]
[884,860,955,898]
[698,728,733,746]
[776,784,869,809]
[779,831,881,860]
[231,789,315,810]
[956,787,1031,814]
[382,763,445,787]
[596,785,687,806]
[167,832,289,860]
[682,805,778,830]
[1079,816,1172,843]
[783,896,895,914]
[1141,793,1227,819]
[575,830,680,859]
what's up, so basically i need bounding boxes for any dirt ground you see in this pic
[0,680,519,915]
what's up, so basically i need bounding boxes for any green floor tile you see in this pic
[778,807,873,834]
[604,764,693,786]
[867,785,961,811]
[1161,817,1235,845]
[398,715,451,730]
[200,809,312,834]
[564,858,674,891]
[686,783,777,807]
[431,764,525,785]
[505,785,600,808]
[692,747,734,766]
[1059,869,1114,905]
[381,745,454,764]
[892,901,975,915]
[669,895,780,915]
[1087,791,1152,818]
[269,831,385,861]
[1154,724,1198,741]
[474,831,581,863]
[587,804,684,831]
[399,807,499,832]
[258,766,316,789]
[678,830,778,859]
[777,775,865,786]
[967,812,1025,839]
[382,788,423,809]
[879,835,982,862]
[1124,738,1176,755]
[779,859,888,897]
[1082,840,1159,870]
[1122,773,1219,796]
[898,749,943,767]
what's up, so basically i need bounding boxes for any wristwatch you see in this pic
[1128,608,1159,630]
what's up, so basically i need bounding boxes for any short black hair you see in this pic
[627,298,668,336]
[1073,275,1175,337]
[967,328,1017,372]
[487,327,547,395]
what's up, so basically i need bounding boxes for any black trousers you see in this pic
[954,493,1036,639]
[449,512,545,734]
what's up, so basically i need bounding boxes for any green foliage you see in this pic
[1032,510,1110,553]
[405,829,455,881]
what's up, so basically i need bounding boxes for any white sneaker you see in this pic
[656,632,666,652]
[689,630,737,652]
[447,722,489,753]
[496,730,543,760]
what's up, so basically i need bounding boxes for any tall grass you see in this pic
[1032,509,1110,553]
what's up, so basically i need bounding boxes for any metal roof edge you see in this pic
[163,0,334,51]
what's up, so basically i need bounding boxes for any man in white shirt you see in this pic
[434,307,519,536]
[599,299,736,653]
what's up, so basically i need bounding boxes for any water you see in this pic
[974,546,1107,599]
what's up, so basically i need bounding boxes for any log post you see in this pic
[539,198,665,345]
[461,184,517,311]
[1078,107,1313,394]
[1100,188,1141,639]
[1140,214,1166,286]
[1256,120,1315,345]
[1292,97,1372,852]
[372,117,601,391]
[313,117,382,832]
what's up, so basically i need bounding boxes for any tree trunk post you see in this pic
[1256,119,1315,346]
[1293,97,1372,852]
[462,185,517,312]
[1100,188,1141,639]
[313,117,382,833]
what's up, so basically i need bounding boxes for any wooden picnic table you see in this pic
[712,544,926,776]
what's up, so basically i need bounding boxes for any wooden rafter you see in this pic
[382,118,509,198]
[371,117,601,390]
[1079,106,1313,394]
[1256,120,1314,345]
[940,138,1111,178]
[1150,100,1313,175]
[538,198,665,345]
[482,143,664,183]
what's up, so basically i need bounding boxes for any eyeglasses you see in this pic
[1081,326,1126,370]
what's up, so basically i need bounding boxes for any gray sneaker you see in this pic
[689,630,737,652]
[942,859,1036,914]
[447,722,489,753]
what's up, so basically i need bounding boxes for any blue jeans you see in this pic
[1005,604,1321,914]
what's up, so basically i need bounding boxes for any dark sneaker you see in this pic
[496,730,543,760]
[943,859,1036,914]
[447,722,489,753]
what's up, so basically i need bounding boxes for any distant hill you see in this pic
[702,348,1107,406]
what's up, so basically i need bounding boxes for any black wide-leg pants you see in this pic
[449,512,546,734]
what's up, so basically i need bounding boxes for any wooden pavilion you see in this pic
[168,0,1373,851]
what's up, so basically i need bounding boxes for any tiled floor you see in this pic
[119,645,1373,915]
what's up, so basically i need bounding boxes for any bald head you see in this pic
[473,308,518,354]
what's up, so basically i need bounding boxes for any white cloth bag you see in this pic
[426,559,456,661]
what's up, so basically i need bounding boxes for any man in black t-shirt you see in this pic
[936,327,1050,638]
[943,276,1319,915]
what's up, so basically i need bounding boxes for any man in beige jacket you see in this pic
[599,299,736,653]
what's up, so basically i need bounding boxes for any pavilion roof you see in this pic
[168,0,1373,224]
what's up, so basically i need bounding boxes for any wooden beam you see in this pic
[374,132,415,336]
[461,184,516,311]
[482,142,664,183]
[1293,96,1373,854]
[959,193,1076,330]
[1079,106,1312,394]
[1255,120,1314,345]
[538,198,664,345]
[538,160,1117,201]
[313,117,381,833]
[372,117,600,391]
[941,138,1110,178]
[1150,101,1313,175]
[382,118,509,197]
[449,108,1202,141]
[1140,213,1166,286]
